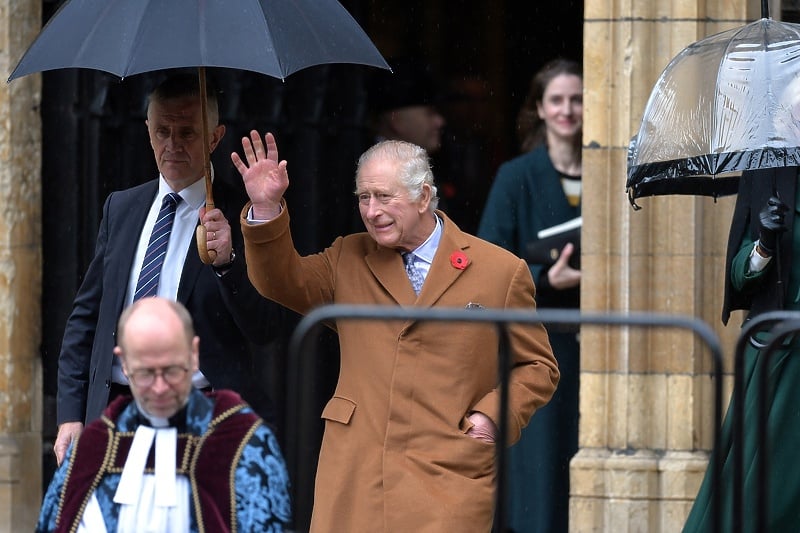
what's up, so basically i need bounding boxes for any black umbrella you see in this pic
[625,2,800,209]
[8,0,390,261]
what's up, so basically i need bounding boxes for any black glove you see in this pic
[758,195,789,255]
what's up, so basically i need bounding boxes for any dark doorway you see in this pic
[37,1,582,530]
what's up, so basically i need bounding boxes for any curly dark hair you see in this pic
[516,58,582,153]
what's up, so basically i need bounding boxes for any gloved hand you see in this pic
[758,195,789,255]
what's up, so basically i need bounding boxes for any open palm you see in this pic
[231,130,288,219]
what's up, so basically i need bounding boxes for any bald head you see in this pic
[117,297,195,351]
[114,297,199,418]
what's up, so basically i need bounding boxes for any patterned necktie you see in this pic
[402,252,425,295]
[133,193,181,300]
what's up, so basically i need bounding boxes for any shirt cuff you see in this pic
[246,204,281,224]
[749,242,772,272]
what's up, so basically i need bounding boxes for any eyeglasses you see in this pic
[126,365,189,387]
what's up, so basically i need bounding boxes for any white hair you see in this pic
[356,140,439,212]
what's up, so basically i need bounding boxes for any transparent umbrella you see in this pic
[626,16,800,209]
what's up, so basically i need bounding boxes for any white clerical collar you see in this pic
[135,399,171,428]
[114,425,178,507]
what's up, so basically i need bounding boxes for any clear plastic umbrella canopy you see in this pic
[626,18,800,207]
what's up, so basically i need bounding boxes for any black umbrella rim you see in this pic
[626,146,800,201]
[627,173,740,199]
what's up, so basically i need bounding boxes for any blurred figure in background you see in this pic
[368,56,495,234]
[477,58,583,533]
[436,75,499,234]
[367,55,446,155]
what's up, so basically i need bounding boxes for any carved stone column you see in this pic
[0,0,43,530]
[575,0,754,530]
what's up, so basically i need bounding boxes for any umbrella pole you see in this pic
[776,244,784,310]
[196,66,216,264]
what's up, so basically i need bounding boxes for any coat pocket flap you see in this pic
[321,396,356,424]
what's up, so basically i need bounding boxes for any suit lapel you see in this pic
[107,182,157,313]
[177,227,202,304]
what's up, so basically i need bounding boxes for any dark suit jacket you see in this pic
[57,177,284,425]
[722,166,799,325]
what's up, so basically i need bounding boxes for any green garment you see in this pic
[683,174,800,532]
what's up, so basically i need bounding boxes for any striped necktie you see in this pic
[133,193,181,300]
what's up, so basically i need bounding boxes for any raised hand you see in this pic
[231,131,288,220]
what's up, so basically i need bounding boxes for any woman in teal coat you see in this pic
[478,58,582,533]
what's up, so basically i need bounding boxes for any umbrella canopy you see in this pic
[626,18,800,207]
[8,0,390,81]
[8,0,389,262]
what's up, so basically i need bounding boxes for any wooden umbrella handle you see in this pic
[196,225,216,264]
[196,67,216,265]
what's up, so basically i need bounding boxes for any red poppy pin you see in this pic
[450,251,470,270]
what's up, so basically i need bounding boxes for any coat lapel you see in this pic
[365,245,417,305]
[418,213,470,307]
[364,212,471,309]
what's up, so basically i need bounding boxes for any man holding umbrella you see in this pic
[53,73,287,466]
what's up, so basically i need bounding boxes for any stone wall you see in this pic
[0,0,42,530]
[575,0,752,530]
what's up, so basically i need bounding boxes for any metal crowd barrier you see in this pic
[287,305,725,533]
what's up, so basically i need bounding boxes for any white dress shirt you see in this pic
[112,174,209,388]
[405,214,443,280]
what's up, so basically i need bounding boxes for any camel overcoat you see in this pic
[241,203,559,533]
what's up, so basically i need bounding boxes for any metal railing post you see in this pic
[288,305,725,532]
